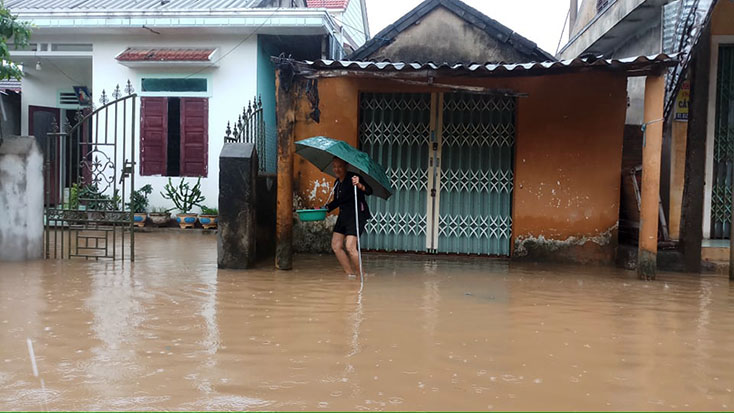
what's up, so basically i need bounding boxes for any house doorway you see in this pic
[359,91,516,256]
[29,105,61,205]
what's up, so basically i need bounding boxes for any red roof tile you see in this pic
[306,0,349,9]
[116,48,216,62]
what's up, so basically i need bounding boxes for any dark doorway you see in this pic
[29,105,61,205]
[167,97,181,177]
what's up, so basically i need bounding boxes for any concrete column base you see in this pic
[638,249,657,280]
[217,143,257,269]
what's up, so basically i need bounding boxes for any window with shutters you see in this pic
[140,96,208,177]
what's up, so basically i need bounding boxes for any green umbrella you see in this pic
[295,136,394,200]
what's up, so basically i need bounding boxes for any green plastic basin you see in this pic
[296,209,328,222]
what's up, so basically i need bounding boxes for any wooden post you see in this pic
[638,74,665,280]
[679,24,711,273]
[275,68,296,270]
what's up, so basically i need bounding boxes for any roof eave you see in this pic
[276,53,679,79]
[12,8,338,32]
[116,60,218,67]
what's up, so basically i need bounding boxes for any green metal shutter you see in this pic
[436,93,515,255]
[359,91,515,256]
[711,45,734,239]
[361,92,431,252]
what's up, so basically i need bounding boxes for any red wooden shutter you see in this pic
[140,97,168,176]
[180,97,208,177]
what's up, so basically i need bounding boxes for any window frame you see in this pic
[138,74,213,98]
[140,96,209,178]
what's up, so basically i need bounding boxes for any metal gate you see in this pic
[44,81,138,260]
[711,45,734,239]
[361,91,515,255]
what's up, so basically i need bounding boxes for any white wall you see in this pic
[17,31,257,212]
[91,33,257,211]
[20,54,93,135]
[343,0,367,46]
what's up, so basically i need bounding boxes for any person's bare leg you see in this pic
[332,232,354,275]
[345,235,361,276]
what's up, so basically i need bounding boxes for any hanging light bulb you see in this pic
[35,61,42,71]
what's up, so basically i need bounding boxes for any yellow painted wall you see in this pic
[712,0,734,36]
[291,71,627,260]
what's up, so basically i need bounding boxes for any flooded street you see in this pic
[1,233,734,411]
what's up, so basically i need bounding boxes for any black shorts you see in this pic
[333,214,367,236]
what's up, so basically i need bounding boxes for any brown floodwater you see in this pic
[1,232,734,411]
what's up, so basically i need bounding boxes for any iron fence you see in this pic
[224,95,267,172]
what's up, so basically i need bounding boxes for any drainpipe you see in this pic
[569,0,578,36]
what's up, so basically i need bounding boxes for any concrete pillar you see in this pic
[0,136,44,261]
[638,74,665,280]
[275,68,295,270]
[680,24,711,273]
[217,143,257,269]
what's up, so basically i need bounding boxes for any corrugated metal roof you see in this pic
[0,79,21,92]
[663,0,716,118]
[5,0,263,11]
[116,47,216,61]
[295,53,679,76]
[306,0,348,8]
[663,0,697,54]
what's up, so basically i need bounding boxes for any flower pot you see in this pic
[198,214,218,230]
[133,213,147,227]
[149,212,171,227]
[176,213,197,229]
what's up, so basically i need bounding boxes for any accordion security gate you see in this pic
[360,92,515,256]
[711,45,734,239]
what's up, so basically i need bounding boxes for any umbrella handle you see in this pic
[354,185,364,289]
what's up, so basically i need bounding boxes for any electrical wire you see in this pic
[183,7,283,78]
[35,55,83,85]
[555,5,571,56]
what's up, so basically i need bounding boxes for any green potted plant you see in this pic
[67,184,119,223]
[161,177,206,229]
[149,206,171,227]
[129,184,153,227]
[198,205,218,230]
[63,183,87,224]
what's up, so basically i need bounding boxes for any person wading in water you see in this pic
[325,157,373,277]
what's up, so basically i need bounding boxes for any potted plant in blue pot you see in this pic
[198,205,218,230]
[161,177,206,229]
[129,184,153,227]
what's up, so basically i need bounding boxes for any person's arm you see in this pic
[352,175,373,196]
[325,181,347,211]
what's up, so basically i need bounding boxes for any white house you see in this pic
[306,0,370,54]
[8,0,369,210]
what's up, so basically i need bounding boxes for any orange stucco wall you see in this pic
[291,71,627,261]
[712,0,734,36]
